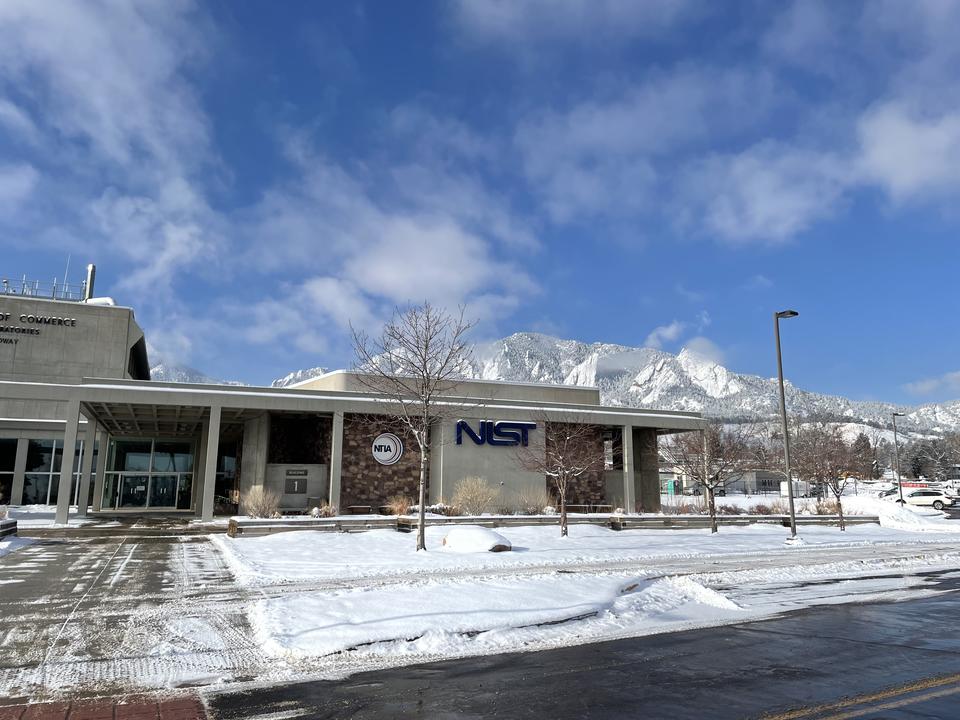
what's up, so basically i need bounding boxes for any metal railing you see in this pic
[1,276,88,301]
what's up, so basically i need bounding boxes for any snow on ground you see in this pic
[0,536,33,558]
[8,505,108,527]
[212,519,960,587]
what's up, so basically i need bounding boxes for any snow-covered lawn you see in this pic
[0,535,34,558]
[211,500,960,672]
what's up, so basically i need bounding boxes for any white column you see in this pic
[76,420,96,516]
[200,405,221,521]
[11,437,27,505]
[328,411,343,510]
[92,429,108,511]
[55,400,81,525]
[622,425,635,513]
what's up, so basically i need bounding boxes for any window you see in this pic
[0,438,15,504]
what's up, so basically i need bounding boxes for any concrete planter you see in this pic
[0,519,17,538]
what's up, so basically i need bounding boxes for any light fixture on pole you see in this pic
[892,412,905,504]
[775,309,799,539]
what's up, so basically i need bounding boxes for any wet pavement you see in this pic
[0,536,264,703]
[207,573,960,719]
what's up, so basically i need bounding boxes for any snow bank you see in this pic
[842,495,957,532]
[441,526,511,552]
[0,536,33,558]
[250,573,744,659]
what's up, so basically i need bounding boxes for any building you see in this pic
[1,269,704,523]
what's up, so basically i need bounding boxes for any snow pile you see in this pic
[250,574,743,659]
[843,495,957,532]
[441,526,511,552]
[0,536,33,558]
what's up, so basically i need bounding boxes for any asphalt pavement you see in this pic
[206,570,960,720]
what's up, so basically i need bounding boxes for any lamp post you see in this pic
[774,310,799,538]
[892,412,905,504]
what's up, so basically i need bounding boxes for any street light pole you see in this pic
[775,310,799,539]
[892,412,905,504]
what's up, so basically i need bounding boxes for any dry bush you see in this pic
[516,486,555,515]
[768,500,789,514]
[386,495,412,516]
[816,499,839,515]
[752,504,773,515]
[662,500,705,515]
[0,505,7,520]
[451,476,499,515]
[309,503,338,518]
[240,486,280,518]
[716,504,741,516]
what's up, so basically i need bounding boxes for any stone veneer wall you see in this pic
[339,414,423,510]
[544,422,607,506]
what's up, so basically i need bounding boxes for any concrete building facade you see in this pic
[0,281,704,523]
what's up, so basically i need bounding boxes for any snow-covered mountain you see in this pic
[149,332,960,436]
[271,366,328,388]
[469,332,960,436]
[149,362,245,386]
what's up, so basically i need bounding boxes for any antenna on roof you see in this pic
[62,254,71,293]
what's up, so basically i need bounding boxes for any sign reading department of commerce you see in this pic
[0,311,79,346]
[372,433,403,465]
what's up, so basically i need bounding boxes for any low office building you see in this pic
[1,269,704,523]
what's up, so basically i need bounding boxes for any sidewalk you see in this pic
[0,696,205,720]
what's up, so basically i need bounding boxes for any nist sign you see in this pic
[372,433,403,465]
[456,420,536,447]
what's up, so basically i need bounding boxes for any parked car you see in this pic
[903,489,956,510]
[878,488,899,499]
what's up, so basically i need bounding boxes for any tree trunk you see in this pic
[836,495,845,531]
[706,485,718,534]
[417,444,428,551]
[559,483,568,537]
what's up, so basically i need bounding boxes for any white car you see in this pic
[902,489,956,511]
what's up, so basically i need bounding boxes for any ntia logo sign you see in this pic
[455,420,536,447]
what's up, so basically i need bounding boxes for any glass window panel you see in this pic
[26,440,55,473]
[152,442,193,472]
[22,474,50,505]
[103,473,120,509]
[0,439,17,472]
[112,441,153,472]
[177,474,193,510]
[72,441,85,472]
[0,474,13,505]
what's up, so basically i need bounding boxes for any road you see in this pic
[206,571,960,720]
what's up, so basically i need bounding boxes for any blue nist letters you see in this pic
[456,420,536,447]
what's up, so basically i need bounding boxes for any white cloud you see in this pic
[515,66,777,223]
[0,163,39,212]
[743,274,773,290]
[0,99,40,143]
[452,0,696,46]
[684,336,725,365]
[678,141,848,244]
[904,370,960,397]
[857,101,960,202]
[644,320,686,350]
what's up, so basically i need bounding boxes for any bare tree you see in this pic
[793,423,855,530]
[658,422,756,533]
[516,415,606,537]
[352,303,475,551]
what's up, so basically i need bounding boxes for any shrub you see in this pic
[452,476,499,516]
[716,504,741,516]
[515,486,555,515]
[241,486,280,518]
[309,503,337,518]
[816,499,839,515]
[662,498,705,515]
[385,495,412,516]
[768,500,789,514]
[752,504,773,515]
[0,505,6,520]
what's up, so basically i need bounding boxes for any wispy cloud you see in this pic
[904,371,960,398]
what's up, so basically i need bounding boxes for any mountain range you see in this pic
[149,332,960,436]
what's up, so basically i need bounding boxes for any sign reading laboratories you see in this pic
[372,433,404,465]
[456,420,536,447]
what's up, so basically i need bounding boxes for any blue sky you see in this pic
[1,1,959,403]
